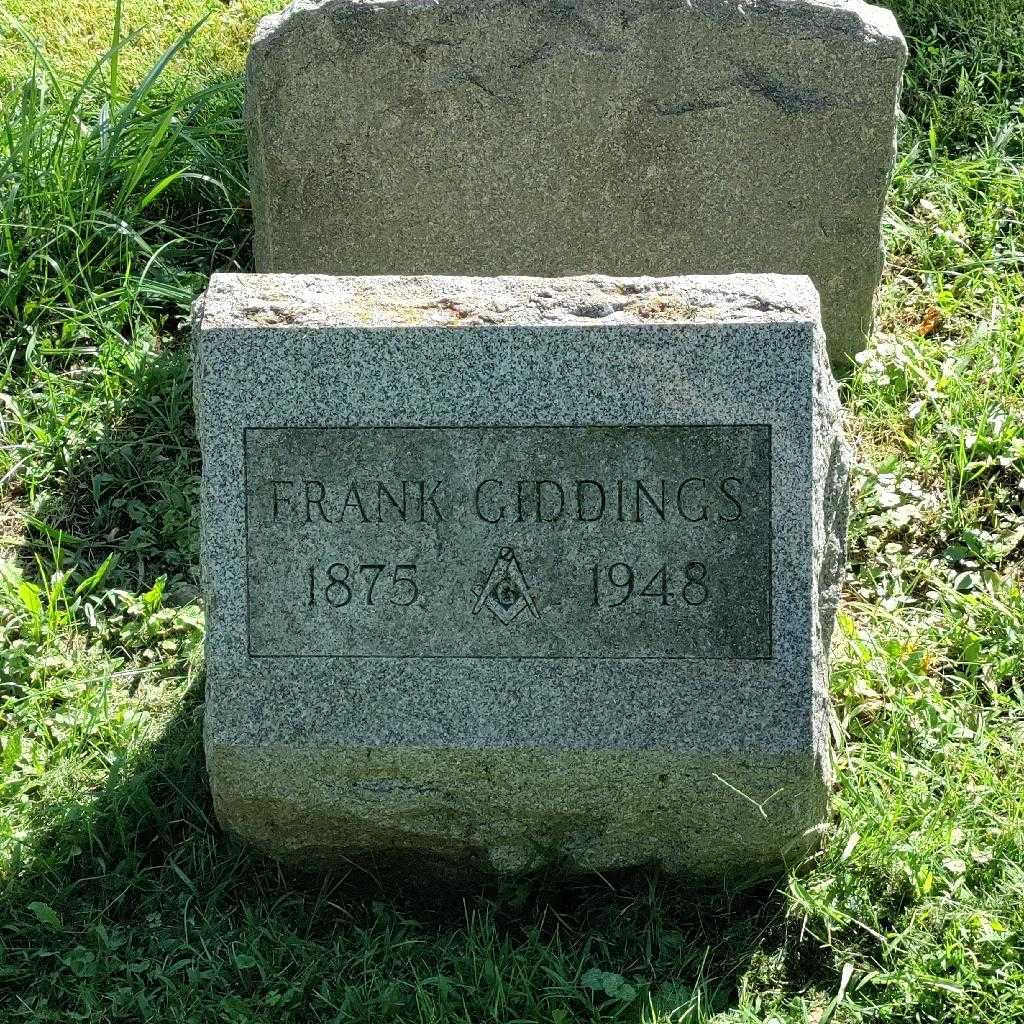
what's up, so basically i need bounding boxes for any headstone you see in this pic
[194,271,850,880]
[244,0,906,365]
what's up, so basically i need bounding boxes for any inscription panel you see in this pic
[244,425,773,660]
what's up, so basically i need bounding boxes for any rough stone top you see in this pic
[198,273,823,332]
[251,0,906,53]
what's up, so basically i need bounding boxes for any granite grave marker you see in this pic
[194,272,850,879]
[244,0,906,364]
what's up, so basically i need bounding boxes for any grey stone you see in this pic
[245,0,907,365]
[193,271,850,881]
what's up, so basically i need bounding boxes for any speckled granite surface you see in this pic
[194,273,850,881]
[244,0,906,364]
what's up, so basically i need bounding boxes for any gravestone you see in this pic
[194,271,850,880]
[244,0,906,364]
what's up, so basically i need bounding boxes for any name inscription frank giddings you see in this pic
[243,425,773,661]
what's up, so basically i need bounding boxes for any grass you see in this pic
[0,1,278,83]
[1,0,1022,1020]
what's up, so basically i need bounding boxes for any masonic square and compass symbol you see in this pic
[472,547,539,626]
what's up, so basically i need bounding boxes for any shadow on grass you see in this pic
[13,337,201,593]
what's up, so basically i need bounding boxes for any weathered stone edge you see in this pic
[206,742,831,879]
[197,272,824,331]
[250,0,906,54]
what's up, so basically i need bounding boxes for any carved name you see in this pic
[259,476,747,526]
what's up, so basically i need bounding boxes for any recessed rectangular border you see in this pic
[242,424,774,662]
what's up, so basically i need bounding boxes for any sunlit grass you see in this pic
[0,6,250,360]
[0,0,278,83]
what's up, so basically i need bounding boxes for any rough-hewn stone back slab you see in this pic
[194,272,850,881]
[245,0,906,364]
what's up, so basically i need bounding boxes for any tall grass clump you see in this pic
[0,5,250,365]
